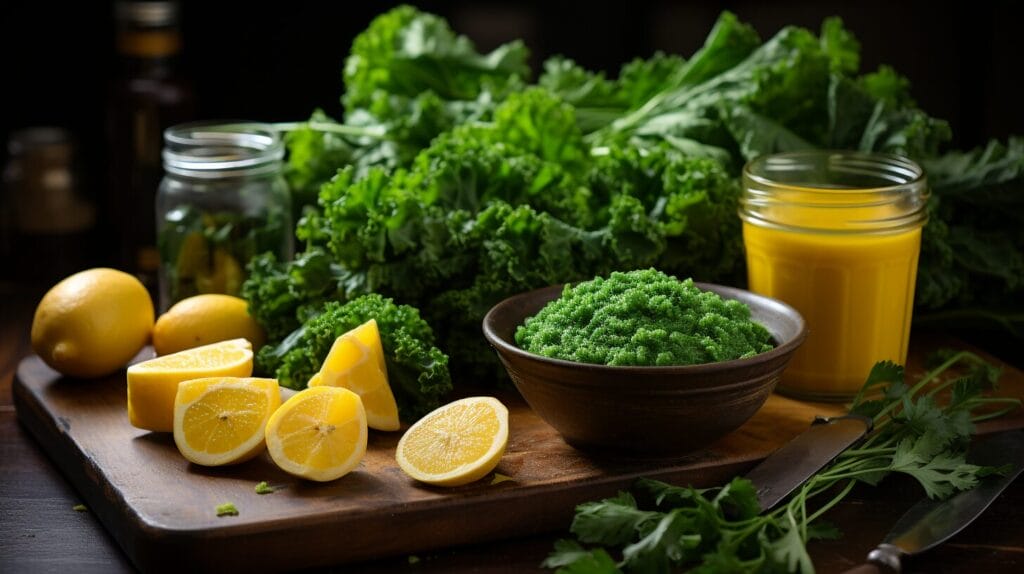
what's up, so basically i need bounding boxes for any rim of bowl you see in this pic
[482,281,807,376]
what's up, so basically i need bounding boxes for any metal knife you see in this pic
[843,430,1024,574]
[746,414,873,512]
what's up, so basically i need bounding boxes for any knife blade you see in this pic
[746,414,872,512]
[847,430,1024,574]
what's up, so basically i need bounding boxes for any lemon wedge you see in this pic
[309,319,400,431]
[265,386,368,482]
[127,338,253,432]
[172,377,281,466]
[395,396,509,487]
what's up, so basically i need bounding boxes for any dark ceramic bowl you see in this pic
[482,282,807,456]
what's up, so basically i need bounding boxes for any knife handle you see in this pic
[840,544,903,574]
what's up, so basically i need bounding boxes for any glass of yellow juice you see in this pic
[740,151,929,401]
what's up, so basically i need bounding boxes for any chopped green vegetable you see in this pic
[516,269,772,366]
[545,352,1020,573]
[490,473,514,485]
[256,293,452,421]
[72,504,87,512]
[215,502,239,517]
[255,481,275,495]
[407,555,421,565]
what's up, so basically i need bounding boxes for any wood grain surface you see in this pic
[11,353,835,573]
[11,333,1024,573]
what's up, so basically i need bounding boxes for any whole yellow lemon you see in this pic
[152,294,265,356]
[31,268,155,378]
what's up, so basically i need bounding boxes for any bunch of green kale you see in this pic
[245,5,1024,394]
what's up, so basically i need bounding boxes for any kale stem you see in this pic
[799,482,809,540]
[873,351,971,421]
[971,404,1023,423]
[817,455,895,481]
[806,480,857,523]
[838,446,897,458]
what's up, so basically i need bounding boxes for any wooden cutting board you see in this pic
[13,337,1024,574]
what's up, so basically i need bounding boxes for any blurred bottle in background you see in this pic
[1,128,97,284]
[106,0,194,292]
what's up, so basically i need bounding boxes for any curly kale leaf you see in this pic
[590,146,745,284]
[914,138,1024,320]
[257,294,451,421]
[283,110,354,214]
[243,249,339,342]
[343,5,528,115]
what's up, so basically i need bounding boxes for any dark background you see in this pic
[2,0,1023,279]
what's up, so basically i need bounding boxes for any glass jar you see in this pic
[2,128,97,282]
[740,151,929,401]
[157,122,292,311]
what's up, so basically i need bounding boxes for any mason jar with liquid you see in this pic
[157,122,293,311]
[740,151,929,400]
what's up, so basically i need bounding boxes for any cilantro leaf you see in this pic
[890,438,981,499]
[571,492,659,547]
[769,512,815,574]
[712,477,761,521]
[620,509,694,573]
[851,360,904,408]
[543,540,623,574]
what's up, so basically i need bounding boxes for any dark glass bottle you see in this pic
[106,1,194,291]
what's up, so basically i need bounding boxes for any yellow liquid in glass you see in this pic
[743,219,921,399]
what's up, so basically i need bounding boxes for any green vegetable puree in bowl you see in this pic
[514,269,773,366]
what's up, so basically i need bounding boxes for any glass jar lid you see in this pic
[740,151,929,234]
[162,121,284,179]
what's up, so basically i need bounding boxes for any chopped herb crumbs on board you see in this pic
[216,502,239,517]
[255,481,275,495]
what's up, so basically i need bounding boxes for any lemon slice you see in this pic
[127,338,253,432]
[265,386,368,482]
[310,319,400,431]
[172,377,281,466]
[395,396,509,487]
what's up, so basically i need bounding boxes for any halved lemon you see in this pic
[127,338,253,432]
[172,377,281,466]
[309,319,400,431]
[265,386,368,482]
[395,396,509,487]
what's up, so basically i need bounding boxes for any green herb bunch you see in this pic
[544,352,1021,573]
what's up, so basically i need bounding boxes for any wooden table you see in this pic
[2,282,1023,573]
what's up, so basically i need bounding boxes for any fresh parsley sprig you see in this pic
[545,351,1021,573]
